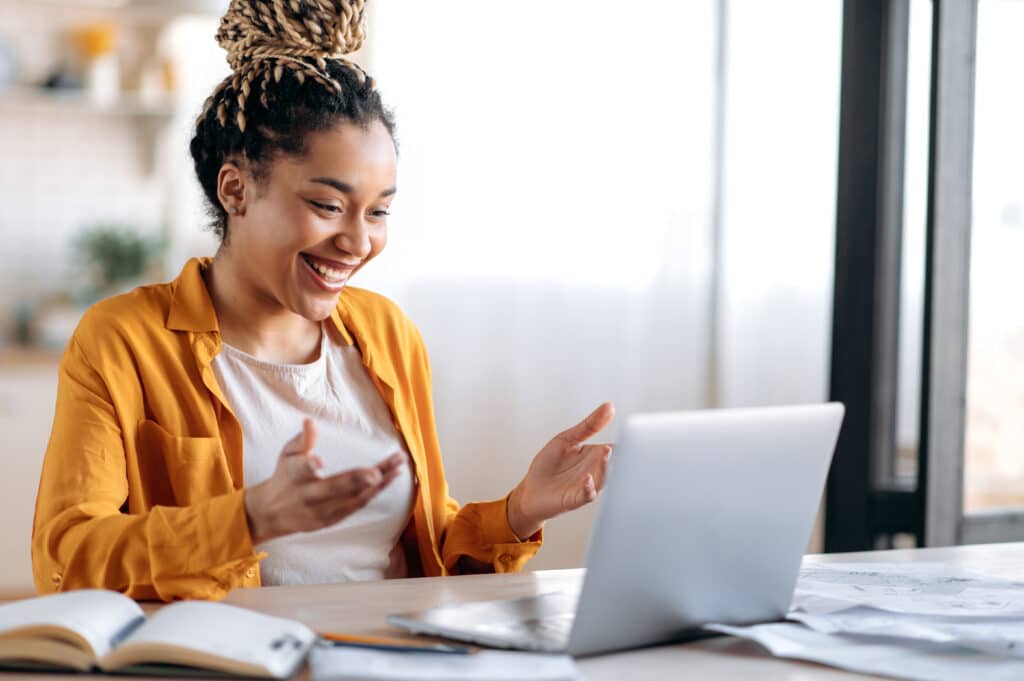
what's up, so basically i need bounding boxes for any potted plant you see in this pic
[31,225,165,350]
[73,224,165,303]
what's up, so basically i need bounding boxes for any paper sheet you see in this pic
[708,622,1024,681]
[793,562,1024,616]
[309,646,581,681]
[790,607,1024,658]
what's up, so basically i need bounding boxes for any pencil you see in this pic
[318,631,475,654]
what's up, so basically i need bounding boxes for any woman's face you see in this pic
[222,120,398,321]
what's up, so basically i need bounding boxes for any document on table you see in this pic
[309,646,581,681]
[790,607,1024,657]
[708,622,1024,681]
[792,561,1024,616]
[708,561,1024,681]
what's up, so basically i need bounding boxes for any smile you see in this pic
[301,253,357,291]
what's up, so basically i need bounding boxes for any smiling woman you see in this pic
[203,123,399,346]
[30,0,615,601]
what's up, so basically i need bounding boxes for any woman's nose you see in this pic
[334,216,372,259]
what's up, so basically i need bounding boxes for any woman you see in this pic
[31,0,613,602]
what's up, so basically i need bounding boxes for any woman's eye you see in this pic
[309,200,342,214]
[372,209,391,218]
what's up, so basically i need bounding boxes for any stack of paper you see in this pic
[712,562,1024,681]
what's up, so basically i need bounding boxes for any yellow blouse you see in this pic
[32,258,541,601]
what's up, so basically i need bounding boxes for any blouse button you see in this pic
[499,554,513,564]
[245,567,256,579]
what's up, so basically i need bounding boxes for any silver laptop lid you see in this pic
[567,403,844,657]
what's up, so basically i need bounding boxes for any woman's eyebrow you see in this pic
[309,177,397,198]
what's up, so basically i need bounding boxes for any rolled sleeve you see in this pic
[441,496,543,574]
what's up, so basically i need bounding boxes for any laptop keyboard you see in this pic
[473,613,575,651]
[388,591,580,653]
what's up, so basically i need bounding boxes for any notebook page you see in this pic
[101,601,315,678]
[0,590,144,661]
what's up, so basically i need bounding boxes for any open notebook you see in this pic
[0,589,315,678]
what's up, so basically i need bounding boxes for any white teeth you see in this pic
[308,258,345,282]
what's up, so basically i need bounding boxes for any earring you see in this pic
[230,207,240,215]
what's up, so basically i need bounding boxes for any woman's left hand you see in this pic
[507,402,615,540]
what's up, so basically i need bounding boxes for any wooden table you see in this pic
[218,542,1024,680]
[9,542,1024,680]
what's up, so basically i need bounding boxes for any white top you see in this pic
[211,323,416,585]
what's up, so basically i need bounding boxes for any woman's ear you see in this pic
[216,161,248,217]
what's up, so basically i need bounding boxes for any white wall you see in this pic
[0,362,57,595]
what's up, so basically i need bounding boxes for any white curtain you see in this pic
[717,1,842,409]
[366,1,717,567]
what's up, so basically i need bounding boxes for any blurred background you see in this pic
[0,0,1019,595]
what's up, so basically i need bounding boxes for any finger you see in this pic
[307,454,326,479]
[374,452,405,475]
[348,466,383,491]
[302,418,318,453]
[317,467,400,522]
[577,441,612,459]
[369,458,403,490]
[575,445,599,467]
[283,418,319,456]
[378,464,402,487]
[301,467,377,504]
[558,402,615,447]
[588,445,613,490]
[280,450,324,481]
[574,473,597,508]
[356,460,402,496]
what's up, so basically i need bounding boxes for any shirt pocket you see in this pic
[137,420,234,506]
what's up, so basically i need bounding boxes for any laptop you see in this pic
[388,403,845,657]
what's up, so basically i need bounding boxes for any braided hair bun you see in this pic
[214,0,370,131]
[219,0,367,65]
[190,0,394,241]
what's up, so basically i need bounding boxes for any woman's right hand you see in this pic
[243,418,404,544]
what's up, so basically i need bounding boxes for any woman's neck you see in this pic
[204,253,322,364]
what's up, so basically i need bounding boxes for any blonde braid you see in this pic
[203,0,370,133]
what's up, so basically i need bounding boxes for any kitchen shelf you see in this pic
[0,346,62,370]
[0,86,175,118]
[0,0,227,24]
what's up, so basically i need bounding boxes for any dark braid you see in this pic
[189,0,395,241]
